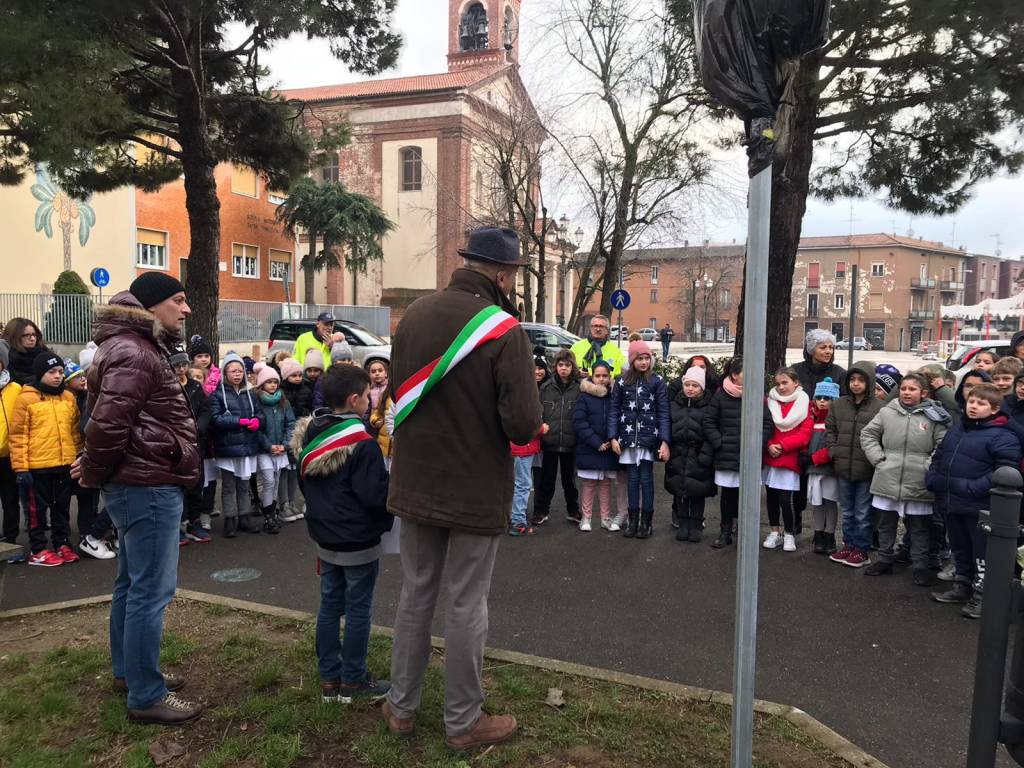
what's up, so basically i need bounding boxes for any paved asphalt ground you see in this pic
[1,465,1007,768]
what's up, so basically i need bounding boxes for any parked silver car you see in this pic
[267,319,390,369]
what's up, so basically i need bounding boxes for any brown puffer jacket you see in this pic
[81,291,200,489]
[387,268,542,535]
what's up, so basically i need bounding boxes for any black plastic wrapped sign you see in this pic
[694,0,830,121]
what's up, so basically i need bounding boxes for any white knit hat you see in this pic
[683,366,706,390]
[79,341,98,371]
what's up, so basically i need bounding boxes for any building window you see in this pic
[401,147,422,191]
[650,265,659,284]
[267,190,287,205]
[650,289,658,303]
[869,293,883,311]
[475,170,485,210]
[321,155,339,183]
[720,288,731,309]
[871,263,885,277]
[231,166,258,197]
[459,2,489,51]
[835,294,845,310]
[807,293,818,317]
[269,250,291,282]
[136,229,168,269]
[232,243,259,279]
[835,261,846,280]
[649,318,657,329]
[807,261,820,288]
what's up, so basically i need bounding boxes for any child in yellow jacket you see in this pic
[10,353,82,566]
[0,341,23,550]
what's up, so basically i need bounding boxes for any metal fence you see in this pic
[0,294,391,346]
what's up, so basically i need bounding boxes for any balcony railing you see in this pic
[940,281,964,292]
[909,309,936,321]
[910,278,936,289]
[806,308,819,318]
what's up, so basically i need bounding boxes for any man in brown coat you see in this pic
[383,227,542,749]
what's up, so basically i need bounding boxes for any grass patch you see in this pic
[0,600,851,768]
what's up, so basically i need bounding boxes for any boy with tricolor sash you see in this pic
[290,364,393,704]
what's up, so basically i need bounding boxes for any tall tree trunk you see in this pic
[303,230,317,310]
[536,237,547,324]
[734,60,820,373]
[599,156,637,318]
[521,245,534,321]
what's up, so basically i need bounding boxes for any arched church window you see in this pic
[459,3,489,51]
[401,147,422,192]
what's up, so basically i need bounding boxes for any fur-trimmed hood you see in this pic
[579,378,608,397]
[93,291,179,352]
[290,413,368,478]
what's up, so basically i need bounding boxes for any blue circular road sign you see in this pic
[610,289,631,310]
[90,268,110,288]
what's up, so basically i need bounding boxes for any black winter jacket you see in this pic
[825,363,883,482]
[294,412,392,552]
[540,376,580,453]
[702,386,773,472]
[282,378,314,419]
[8,345,53,387]
[665,386,716,498]
[183,378,210,444]
[793,354,846,399]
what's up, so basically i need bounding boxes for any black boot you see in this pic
[237,514,262,534]
[671,498,680,529]
[624,509,639,538]
[262,504,281,535]
[636,509,653,539]
[223,516,238,539]
[812,531,827,555]
[711,526,733,548]
[688,511,703,543]
[676,517,690,542]
[826,533,837,554]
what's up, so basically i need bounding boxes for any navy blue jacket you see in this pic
[257,396,296,453]
[607,373,670,452]
[296,412,392,552]
[209,381,261,458]
[572,379,619,472]
[926,414,1022,516]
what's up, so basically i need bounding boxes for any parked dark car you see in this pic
[268,319,391,369]
[521,323,581,364]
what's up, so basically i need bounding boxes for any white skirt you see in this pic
[577,469,616,481]
[807,474,839,505]
[873,496,933,517]
[203,458,219,488]
[619,447,654,466]
[215,455,259,480]
[257,453,290,472]
[715,470,740,489]
[762,466,801,491]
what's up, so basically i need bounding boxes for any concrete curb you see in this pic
[1,589,890,768]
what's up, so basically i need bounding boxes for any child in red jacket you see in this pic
[763,367,813,552]
[510,424,548,536]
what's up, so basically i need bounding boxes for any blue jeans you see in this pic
[661,341,670,359]
[104,483,183,709]
[627,460,655,513]
[838,478,872,553]
[316,559,379,684]
[511,456,533,528]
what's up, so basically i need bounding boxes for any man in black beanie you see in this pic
[73,272,203,725]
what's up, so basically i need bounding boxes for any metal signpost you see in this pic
[89,267,110,304]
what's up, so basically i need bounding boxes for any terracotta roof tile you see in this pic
[799,233,966,255]
[279,67,505,103]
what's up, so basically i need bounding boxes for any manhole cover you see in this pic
[210,567,262,583]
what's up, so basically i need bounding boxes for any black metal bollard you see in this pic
[967,466,1023,768]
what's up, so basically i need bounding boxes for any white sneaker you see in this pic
[608,521,621,532]
[200,513,212,531]
[79,535,116,560]
[600,518,611,530]
[783,533,797,552]
[762,531,782,550]
[579,520,592,532]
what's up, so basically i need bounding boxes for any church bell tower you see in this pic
[448,0,521,72]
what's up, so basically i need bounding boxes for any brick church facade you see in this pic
[282,0,534,327]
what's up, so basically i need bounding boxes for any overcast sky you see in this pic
[253,0,1024,259]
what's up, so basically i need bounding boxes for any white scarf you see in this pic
[768,387,809,432]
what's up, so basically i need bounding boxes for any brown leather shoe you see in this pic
[113,673,185,694]
[127,693,203,725]
[446,713,517,750]
[382,700,415,739]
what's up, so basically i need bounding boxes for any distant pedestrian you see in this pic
[659,323,675,360]
[762,367,813,553]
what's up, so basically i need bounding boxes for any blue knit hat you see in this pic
[814,377,840,400]
[63,359,84,382]
[875,364,903,396]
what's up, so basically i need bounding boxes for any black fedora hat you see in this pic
[457,227,528,266]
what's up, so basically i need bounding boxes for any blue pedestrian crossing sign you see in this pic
[89,268,110,288]
[611,289,631,310]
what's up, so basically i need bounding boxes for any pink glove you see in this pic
[239,418,252,429]
[246,418,260,432]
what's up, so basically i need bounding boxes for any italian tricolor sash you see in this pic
[299,417,371,479]
[393,305,519,431]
